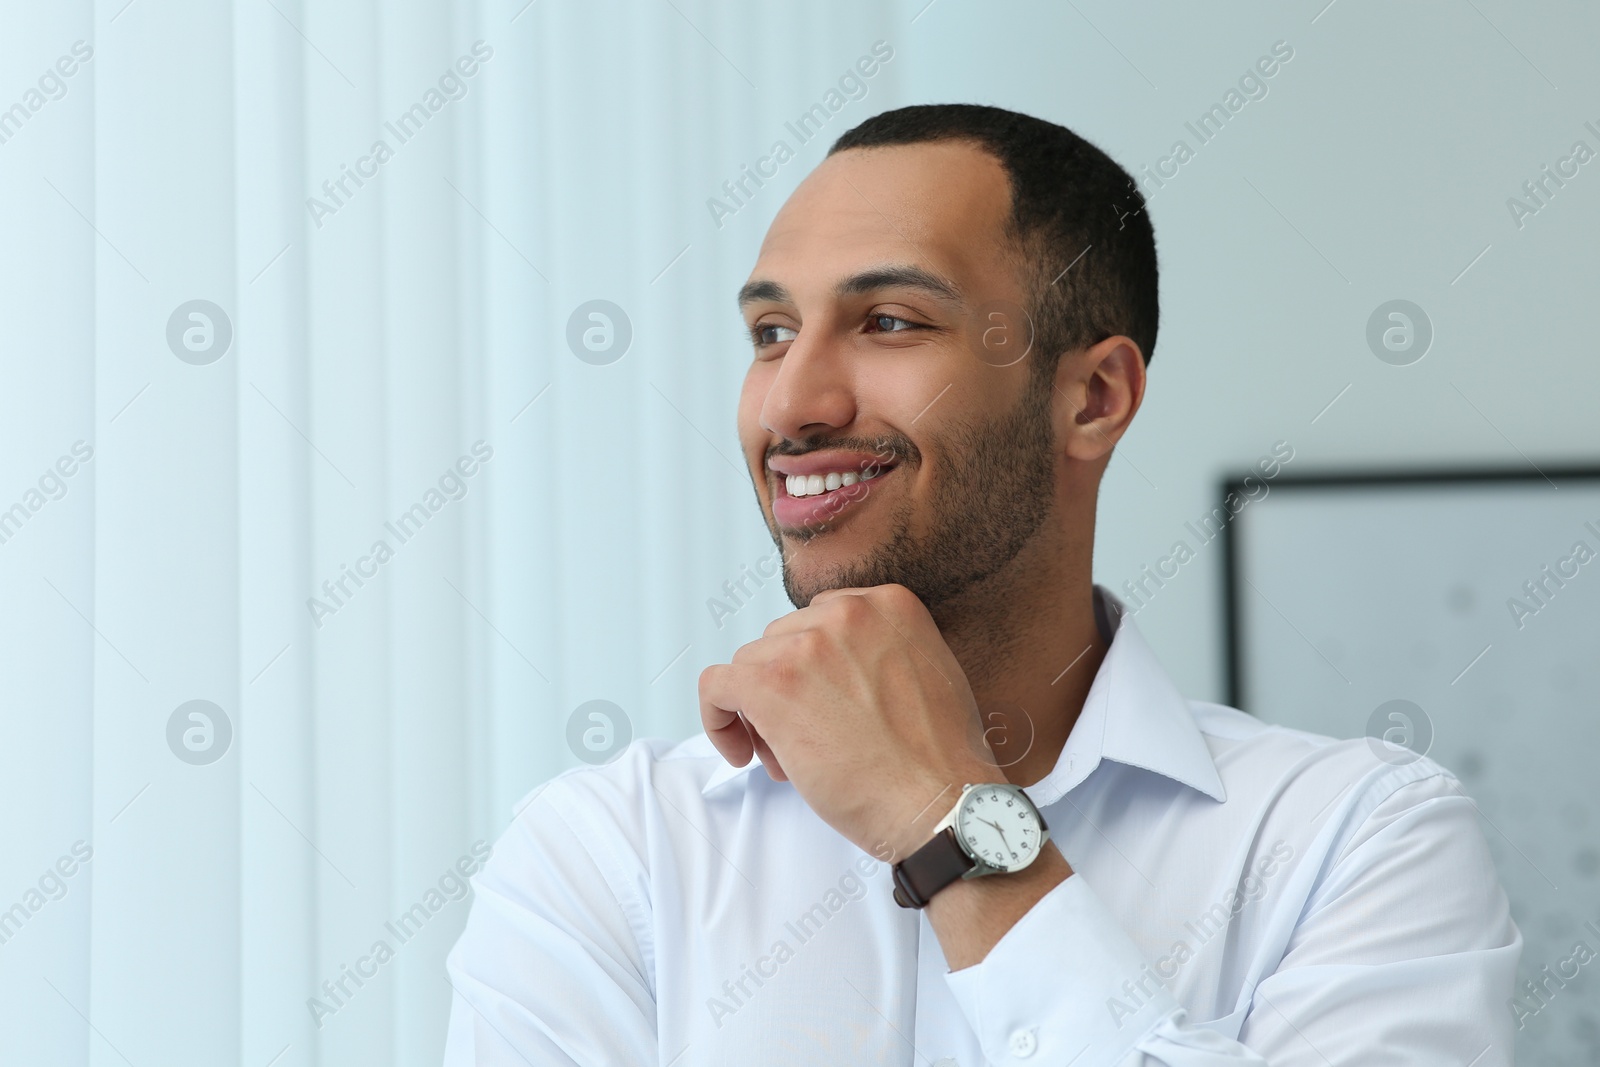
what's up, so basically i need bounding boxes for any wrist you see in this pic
[930,839,1071,911]
[926,843,1072,970]
[888,778,1053,910]
[885,765,998,862]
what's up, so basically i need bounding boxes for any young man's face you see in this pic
[737,140,1061,610]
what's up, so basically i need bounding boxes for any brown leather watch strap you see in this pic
[891,826,974,909]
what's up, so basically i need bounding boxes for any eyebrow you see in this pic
[736,264,964,311]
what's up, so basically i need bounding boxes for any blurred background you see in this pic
[1,0,1596,1063]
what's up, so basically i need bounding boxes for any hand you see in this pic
[699,584,998,861]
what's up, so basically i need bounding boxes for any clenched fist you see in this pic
[699,584,1000,860]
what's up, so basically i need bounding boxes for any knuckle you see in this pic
[761,657,803,695]
[792,628,826,659]
[879,583,918,611]
[834,594,871,624]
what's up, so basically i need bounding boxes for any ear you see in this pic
[1051,334,1146,464]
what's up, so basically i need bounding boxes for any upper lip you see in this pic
[766,450,896,477]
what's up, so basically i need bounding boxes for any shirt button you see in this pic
[1008,1028,1037,1057]
[932,1060,960,1067]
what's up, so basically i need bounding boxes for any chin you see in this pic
[780,568,832,609]
[775,537,882,607]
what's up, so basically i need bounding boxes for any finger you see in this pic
[805,586,874,607]
[730,633,787,665]
[702,661,794,780]
[760,589,870,638]
[734,629,825,666]
[698,663,756,768]
[760,605,817,639]
[745,715,788,782]
[813,582,930,623]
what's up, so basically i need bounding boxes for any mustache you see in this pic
[764,432,921,468]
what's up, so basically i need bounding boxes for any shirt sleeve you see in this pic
[943,769,1522,1066]
[442,780,657,1066]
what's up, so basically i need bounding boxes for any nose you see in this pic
[758,331,857,441]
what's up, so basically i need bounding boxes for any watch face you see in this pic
[956,785,1041,872]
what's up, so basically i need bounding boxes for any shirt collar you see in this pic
[701,584,1226,804]
[1028,585,1227,806]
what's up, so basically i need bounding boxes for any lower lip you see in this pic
[771,471,890,529]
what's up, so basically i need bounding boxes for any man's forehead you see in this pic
[745,141,1014,303]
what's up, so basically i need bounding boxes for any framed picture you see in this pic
[1222,465,1600,1064]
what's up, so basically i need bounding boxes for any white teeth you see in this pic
[782,465,888,497]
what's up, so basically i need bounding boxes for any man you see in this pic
[443,104,1519,1065]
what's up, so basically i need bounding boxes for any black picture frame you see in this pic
[1218,463,1600,714]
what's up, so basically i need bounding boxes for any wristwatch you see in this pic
[890,783,1049,909]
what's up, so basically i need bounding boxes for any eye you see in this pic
[751,323,798,347]
[864,314,921,334]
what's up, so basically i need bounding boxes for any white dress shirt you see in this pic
[443,584,1521,1065]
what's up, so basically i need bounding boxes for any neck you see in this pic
[931,528,1107,788]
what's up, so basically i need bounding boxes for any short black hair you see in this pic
[829,103,1158,371]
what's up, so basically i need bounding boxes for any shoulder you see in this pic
[509,732,738,832]
[1189,698,1458,785]
[474,734,737,926]
[1185,699,1471,854]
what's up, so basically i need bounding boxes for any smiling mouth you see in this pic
[769,458,897,530]
[782,465,889,498]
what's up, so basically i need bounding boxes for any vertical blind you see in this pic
[0,1,897,1063]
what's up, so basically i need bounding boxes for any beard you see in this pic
[772,377,1057,614]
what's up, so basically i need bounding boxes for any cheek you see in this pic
[863,341,1007,414]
